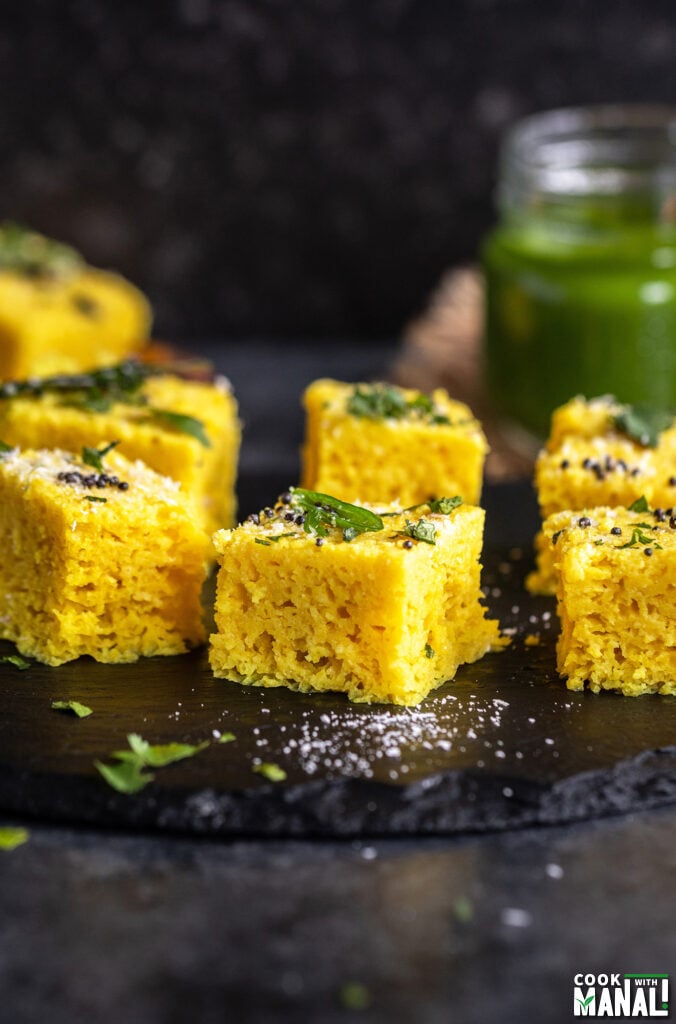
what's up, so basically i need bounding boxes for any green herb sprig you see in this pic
[0,361,211,445]
[381,496,462,518]
[51,700,93,718]
[346,383,450,425]
[149,408,211,447]
[428,496,463,513]
[0,360,153,409]
[613,405,673,448]
[628,495,650,513]
[616,525,662,550]
[95,733,210,794]
[82,440,120,472]
[0,654,31,670]
[396,518,437,545]
[253,762,287,782]
[0,826,29,851]
[290,488,384,540]
[0,222,84,280]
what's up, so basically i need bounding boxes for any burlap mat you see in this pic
[390,267,538,482]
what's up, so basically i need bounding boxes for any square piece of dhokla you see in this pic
[301,379,488,507]
[209,490,504,705]
[543,503,676,695]
[0,224,151,380]
[527,396,676,594]
[0,446,208,666]
[0,362,241,534]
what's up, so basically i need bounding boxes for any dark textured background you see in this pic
[2,0,676,340]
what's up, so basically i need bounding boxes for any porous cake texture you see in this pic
[0,446,208,665]
[0,225,150,380]
[543,502,676,695]
[528,396,676,594]
[301,379,488,506]
[210,489,504,706]
[0,362,241,533]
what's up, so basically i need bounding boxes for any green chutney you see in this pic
[483,106,676,438]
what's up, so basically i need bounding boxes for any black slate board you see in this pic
[1,477,676,837]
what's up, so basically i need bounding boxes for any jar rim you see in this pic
[502,104,676,199]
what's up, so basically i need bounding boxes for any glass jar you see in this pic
[483,105,676,438]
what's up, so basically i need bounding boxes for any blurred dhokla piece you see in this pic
[0,361,241,533]
[210,490,505,706]
[528,395,676,594]
[301,378,488,506]
[542,504,676,695]
[0,446,208,666]
[0,223,151,379]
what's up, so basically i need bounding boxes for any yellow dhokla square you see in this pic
[0,445,208,666]
[0,362,241,533]
[0,225,151,380]
[209,490,504,705]
[301,379,488,506]
[528,396,676,594]
[543,503,676,695]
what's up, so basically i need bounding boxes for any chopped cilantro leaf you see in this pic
[95,733,210,794]
[253,762,287,782]
[94,758,153,795]
[217,732,236,744]
[552,529,564,546]
[51,699,93,718]
[429,496,462,514]
[84,496,107,503]
[346,383,448,425]
[424,643,435,659]
[255,538,272,546]
[0,359,153,406]
[0,654,31,670]
[0,440,13,453]
[0,826,29,851]
[400,518,436,545]
[347,383,409,419]
[628,495,650,513]
[82,440,120,472]
[613,406,673,448]
[616,526,662,549]
[149,408,211,447]
[125,733,210,767]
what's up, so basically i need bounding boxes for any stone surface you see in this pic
[2,809,676,1023]
[3,340,675,1020]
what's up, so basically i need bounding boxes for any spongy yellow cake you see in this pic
[209,489,504,705]
[0,224,151,379]
[0,362,241,533]
[301,379,488,506]
[0,444,208,665]
[528,395,676,593]
[543,502,676,695]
